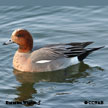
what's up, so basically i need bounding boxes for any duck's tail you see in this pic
[78,46,104,61]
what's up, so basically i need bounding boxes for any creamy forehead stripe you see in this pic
[36,60,51,63]
[12,29,25,35]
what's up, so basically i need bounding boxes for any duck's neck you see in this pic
[18,43,33,53]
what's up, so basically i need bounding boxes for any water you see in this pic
[0,6,108,108]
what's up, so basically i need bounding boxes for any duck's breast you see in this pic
[13,51,31,72]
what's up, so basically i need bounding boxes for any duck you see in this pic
[3,29,104,72]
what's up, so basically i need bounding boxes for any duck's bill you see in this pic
[3,39,14,45]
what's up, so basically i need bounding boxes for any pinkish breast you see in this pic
[13,51,32,72]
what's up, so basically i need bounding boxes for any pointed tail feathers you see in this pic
[78,46,104,61]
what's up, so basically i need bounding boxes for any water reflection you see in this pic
[14,83,36,101]
[13,62,90,83]
[13,62,103,106]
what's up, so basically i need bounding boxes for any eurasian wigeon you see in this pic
[3,29,104,72]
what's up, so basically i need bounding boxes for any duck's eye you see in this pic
[16,34,23,37]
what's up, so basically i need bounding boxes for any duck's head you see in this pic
[3,29,33,53]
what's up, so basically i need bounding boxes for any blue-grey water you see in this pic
[0,6,108,108]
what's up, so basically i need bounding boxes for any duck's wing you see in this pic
[32,42,93,51]
[46,41,94,58]
[31,42,96,62]
[46,41,104,61]
[45,41,93,48]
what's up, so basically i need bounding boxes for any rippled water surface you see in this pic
[0,6,108,108]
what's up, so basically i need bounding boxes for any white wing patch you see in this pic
[36,60,51,63]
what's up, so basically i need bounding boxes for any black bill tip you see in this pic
[3,42,7,45]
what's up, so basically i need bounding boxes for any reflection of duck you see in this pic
[13,62,90,83]
[14,83,37,102]
[13,62,104,106]
[13,62,104,83]
[4,29,104,72]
